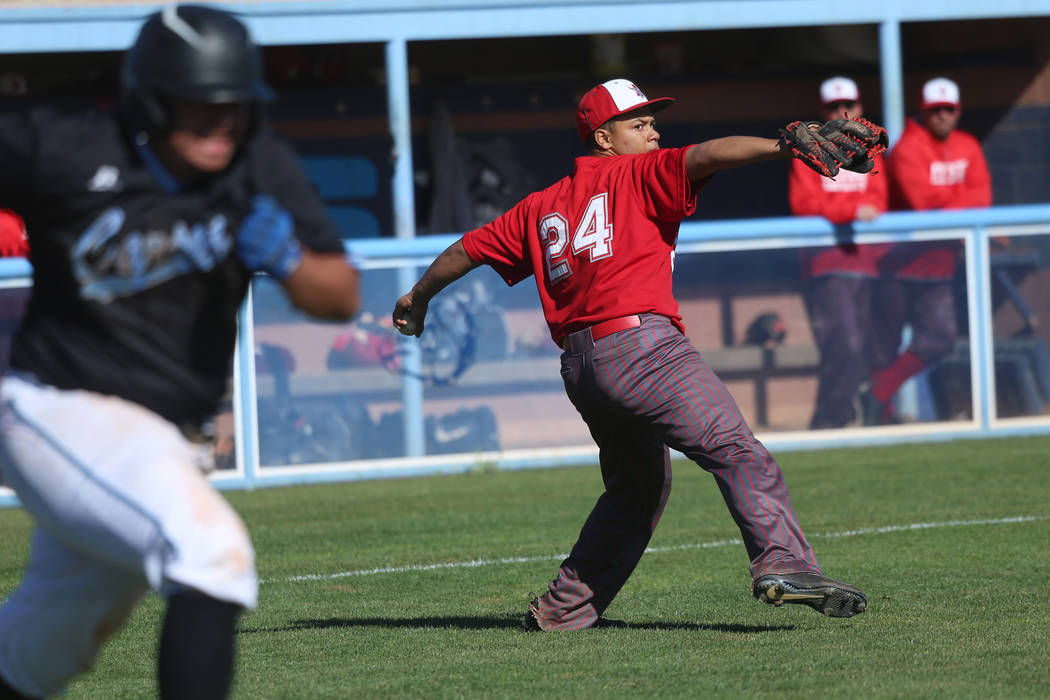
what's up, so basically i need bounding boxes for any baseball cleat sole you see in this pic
[752,572,867,618]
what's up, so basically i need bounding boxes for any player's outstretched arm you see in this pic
[684,136,788,184]
[392,238,480,337]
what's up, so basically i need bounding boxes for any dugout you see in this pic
[0,1,1048,494]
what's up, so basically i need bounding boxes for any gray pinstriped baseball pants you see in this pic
[532,313,820,630]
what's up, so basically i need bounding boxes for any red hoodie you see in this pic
[789,155,888,279]
[884,118,992,279]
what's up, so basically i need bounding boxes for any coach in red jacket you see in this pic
[863,77,992,424]
[789,77,888,429]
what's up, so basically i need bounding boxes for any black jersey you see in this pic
[0,108,345,427]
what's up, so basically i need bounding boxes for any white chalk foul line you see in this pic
[265,514,1047,584]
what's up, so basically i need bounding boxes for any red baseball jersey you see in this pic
[462,147,700,344]
[788,156,888,279]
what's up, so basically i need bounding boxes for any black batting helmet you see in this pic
[121,4,273,134]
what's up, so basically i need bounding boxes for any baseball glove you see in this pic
[778,120,851,178]
[817,117,889,174]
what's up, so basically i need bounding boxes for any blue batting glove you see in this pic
[236,195,303,280]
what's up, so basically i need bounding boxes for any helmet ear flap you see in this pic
[140,91,170,134]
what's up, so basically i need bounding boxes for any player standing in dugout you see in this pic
[394,79,885,630]
[788,76,889,430]
[0,5,359,698]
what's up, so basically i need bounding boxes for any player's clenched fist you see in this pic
[391,239,477,338]
[393,292,427,337]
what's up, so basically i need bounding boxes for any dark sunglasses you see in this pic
[925,105,958,115]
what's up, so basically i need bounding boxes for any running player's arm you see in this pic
[684,136,788,185]
[282,250,360,321]
[249,132,361,321]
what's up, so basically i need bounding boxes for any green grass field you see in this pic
[1,435,1048,698]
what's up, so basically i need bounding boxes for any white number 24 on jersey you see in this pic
[538,193,613,284]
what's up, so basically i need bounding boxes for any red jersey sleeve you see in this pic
[631,147,698,222]
[461,196,533,286]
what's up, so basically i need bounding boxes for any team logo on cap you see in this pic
[603,78,651,110]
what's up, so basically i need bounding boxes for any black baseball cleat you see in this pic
[521,608,542,631]
[752,571,867,618]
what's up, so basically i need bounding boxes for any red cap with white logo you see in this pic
[576,78,674,142]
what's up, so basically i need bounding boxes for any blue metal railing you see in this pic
[216,204,1050,489]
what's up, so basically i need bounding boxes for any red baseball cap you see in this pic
[576,78,674,142]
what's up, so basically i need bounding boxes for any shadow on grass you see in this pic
[240,616,795,634]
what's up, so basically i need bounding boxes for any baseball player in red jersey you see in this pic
[393,79,868,629]
[861,77,992,424]
[0,6,359,697]
[789,77,888,429]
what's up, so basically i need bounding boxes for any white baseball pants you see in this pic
[0,374,256,697]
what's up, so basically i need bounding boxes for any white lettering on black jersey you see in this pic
[73,207,233,303]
